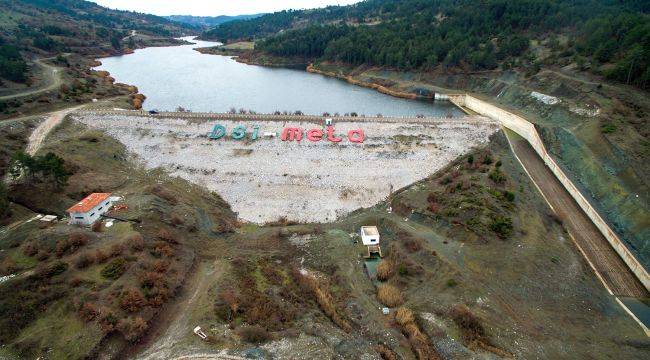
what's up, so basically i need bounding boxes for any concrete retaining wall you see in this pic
[450,94,649,290]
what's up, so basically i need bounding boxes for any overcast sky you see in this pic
[90,0,361,16]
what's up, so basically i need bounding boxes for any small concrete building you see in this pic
[360,226,382,257]
[67,193,113,225]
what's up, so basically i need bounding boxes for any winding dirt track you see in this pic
[25,106,82,155]
[0,57,65,101]
[507,132,648,298]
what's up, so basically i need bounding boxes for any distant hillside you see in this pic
[166,14,264,28]
[202,0,649,90]
[0,0,195,83]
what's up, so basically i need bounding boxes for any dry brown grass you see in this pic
[449,304,511,357]
[91,221,102,232]
[395,307,415,326]
[376,343,399,360]
[393,306,442,360]
[149,185,177,205]
[377,284,403,307]
[294,269,352,333]
[376,260,395,281]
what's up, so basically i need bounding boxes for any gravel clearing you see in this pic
[72,114,498,223]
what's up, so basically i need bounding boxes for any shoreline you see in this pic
[306,64,430,100]
[194,48,442,101]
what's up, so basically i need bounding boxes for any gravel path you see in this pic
[73,114,498,223]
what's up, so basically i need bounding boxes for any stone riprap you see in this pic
[72,114,498,223]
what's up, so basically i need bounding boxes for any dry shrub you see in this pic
[264,216,299,227]
[94,249,109,263]
[157,228,176,243]
[79,302,98,322]
[91,221,102,233]
[74,251,95,269]
[377,284,403,308]
[0,257,17,275]
[139,270,170,307]
[69,277,83,287]
[149,185,177,205]
[396,231,423,253]
[403,238,423,253]
[127,232,145,252]
[170,214,184,227]
[238,325,270,344]
[57,232,89,257]
[395,307,415,327]
[217,259,300,332]
[98,307,118,334]
[36,250,50,261]
[293,269,352,332]
[449,305,485,344]
[215,289,240,322]
[376,343,399,360]
[261,264,283,285]
[69,232,89,246]
[23,242,38,257]
[394,306,442,360]
[109,243,126,257]
[120,288,146,313]
[151,241,173,258]
[117,316,148,342]
[376,260,395,281]
[448,305,510,357]
[428,202,440,213]
[151,260,169,273]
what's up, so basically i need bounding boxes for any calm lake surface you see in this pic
[95,37,462,116]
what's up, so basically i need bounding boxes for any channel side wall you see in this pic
[449,94,649,290]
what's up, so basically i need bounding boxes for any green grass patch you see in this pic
[223,41,254,50]
[101,258,128,280]
[8,248,38,269]
[600,123,617,134]
[13,301,103,360]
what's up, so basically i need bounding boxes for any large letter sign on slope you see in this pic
[348,129,364,143]
[307,129,323,142]
[327,127,342,143]
[209,124,226,139]
[231,125,247,140]
[208,124,364,143]
[281,128,303,141]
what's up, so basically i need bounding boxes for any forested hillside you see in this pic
[0,0,194,84]
[203,0,650,89]
[165,14,264,28]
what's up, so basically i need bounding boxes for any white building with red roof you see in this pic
[67,193,113,225]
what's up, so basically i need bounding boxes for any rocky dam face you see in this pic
[73,113,499,223]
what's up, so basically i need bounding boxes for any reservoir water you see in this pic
[95,37,463,117]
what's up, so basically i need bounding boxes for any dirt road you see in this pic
[136,260,244,360]
[25,106,82,155]
[506,131,648,298]
[0,57,66,101]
